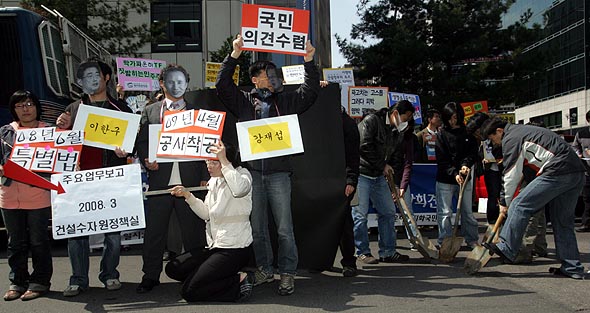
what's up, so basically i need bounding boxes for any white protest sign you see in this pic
[148,124,192,163]
[236,114,303,161]
[323,68,355,112]
[72,104,141,152]
[50,164,146,239]
[282,65,305,85]
[348,86,389,118]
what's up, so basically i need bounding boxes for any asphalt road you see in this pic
[1,214,589,313]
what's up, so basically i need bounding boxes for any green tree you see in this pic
[22,0,155,56]
[210,36,253,86]
[336,0,529,111]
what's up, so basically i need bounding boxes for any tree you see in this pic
[22,0,155,56]
[336,0,528,110]
[210,36,253,86]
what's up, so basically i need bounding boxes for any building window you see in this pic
[531,111,562,129]
[151,0,202,53]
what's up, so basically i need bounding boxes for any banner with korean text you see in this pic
[156,109,226,160]
[116,57,166,91]
[72,105,141,152]
[282,65,305,85]
[149,124,191,163]
[205,62,239,88]
[10,127,83,173]
[348,86,389,118]
[50,164,145,239]
[323,68,355,112]
[241,4,310,56]
[236,114,303,161]
[388,92,423,125]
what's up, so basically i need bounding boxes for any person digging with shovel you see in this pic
[473,117,587,279]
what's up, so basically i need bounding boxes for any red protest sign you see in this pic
[241,4,310,56]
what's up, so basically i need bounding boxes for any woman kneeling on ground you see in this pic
[167,141,254,302]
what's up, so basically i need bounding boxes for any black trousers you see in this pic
[581,175,590,227]
[339,193,356,268]
[166,247,251,302]
[484,170,502,224]
[141,194,206,281]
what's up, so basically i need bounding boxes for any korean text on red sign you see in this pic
[241,4,310,56]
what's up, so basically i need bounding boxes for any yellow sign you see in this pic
[248,122,291,154]
[498,113,515,124]
[84,113,129,147]
[205,62,239,88]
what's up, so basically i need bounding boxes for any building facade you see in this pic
[504,0,589,132]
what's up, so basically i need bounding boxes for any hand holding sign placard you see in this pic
[72,104,140,152]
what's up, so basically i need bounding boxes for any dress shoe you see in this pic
[136,278,159,294]
[575,226,590,233]
[20,290,46,301]
[3,290,22,301]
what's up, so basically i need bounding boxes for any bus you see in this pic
[0,6,114,126]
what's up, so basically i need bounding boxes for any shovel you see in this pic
[464,212,505,274]
[386,172,438,260]
[438,174,470,263]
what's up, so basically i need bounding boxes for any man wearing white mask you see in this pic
[352,101,414,264]
[135,64,209,293]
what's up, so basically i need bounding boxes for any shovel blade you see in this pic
[464,245,491,274]
[439,236,463,263]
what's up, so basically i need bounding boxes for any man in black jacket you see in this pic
[135,64,209,293]
[572,110,590,232]
[215,34,318,296]
[352,103,413,265]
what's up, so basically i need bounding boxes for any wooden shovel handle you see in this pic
[485,212,505,244]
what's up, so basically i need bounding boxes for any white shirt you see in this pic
[185,165,253,249]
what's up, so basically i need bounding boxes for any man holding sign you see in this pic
[215,34,318,296]
[56,59,132,297]
[135,64,209,294]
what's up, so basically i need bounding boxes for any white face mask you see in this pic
[395,113,408,132]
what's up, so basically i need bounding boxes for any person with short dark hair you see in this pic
[135,63,209,294]
[477,117,586,278]
[352,101,414,265]
[416,109,442,163]
[435,102,479,249]
[215,34,318,296]
[1,90,52,301]
[573,110,590,232]
[56,59,132,297]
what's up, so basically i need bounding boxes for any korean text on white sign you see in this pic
[241,4,310,56]
[236,114,303,162]
[348,86,389,118]
[50,164,146,239]
[157,109,226,160]
[10,127,83,173]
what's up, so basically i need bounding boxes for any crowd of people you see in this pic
[1,34,589,304]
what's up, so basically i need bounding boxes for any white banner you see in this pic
[236,114,303,162]
[348,86,389,118]
[282,65,305,85]
[50,164,146,239]
[72,104,141,152]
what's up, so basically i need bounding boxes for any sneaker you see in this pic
[278,274,295,296]
[63,285,85,297]
[105,279,122,291]
[483,242,513,264]
[342,266,358,277]
[253,268,274,286]
[357,254,379,264]
[237,272,254,302]
[409,243,418,252]
[379,252,410,263]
